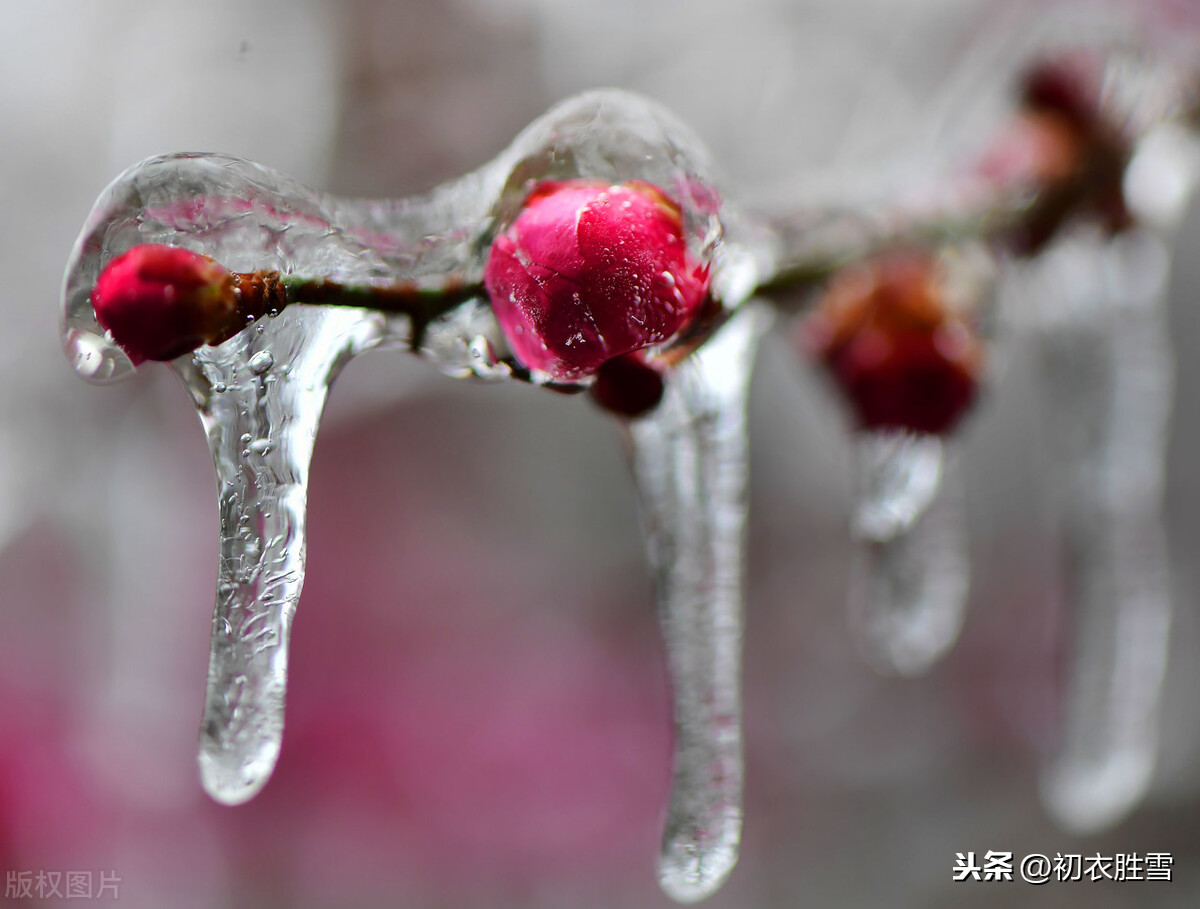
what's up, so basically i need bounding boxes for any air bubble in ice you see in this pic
[248,351,274,375]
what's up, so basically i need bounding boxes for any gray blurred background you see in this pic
[4,0,1200,906]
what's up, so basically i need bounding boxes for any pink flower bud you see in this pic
[484,180,710,381]
[91,244,239,364]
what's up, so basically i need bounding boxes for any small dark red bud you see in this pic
[588,353,665,417]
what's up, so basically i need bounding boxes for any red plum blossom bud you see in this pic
[91,244,240,364]
[803,252,983,436]
[484,179,710,381]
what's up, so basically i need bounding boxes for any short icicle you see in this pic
[848,431,969,676]
[173,306,379,805]
[627,302,771,903]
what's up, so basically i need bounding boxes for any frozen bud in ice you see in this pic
[91,244,239,364]
[803,251,983,436]
[484,179,710,381]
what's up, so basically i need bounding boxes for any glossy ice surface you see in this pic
[58,23,1200,903]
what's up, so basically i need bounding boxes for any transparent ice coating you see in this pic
[60,153,433,383]
[56,56,1198,897]
[61,89,735,387]
[848,431,969,677]
[173,307,379,804]
[627,302,771,904]
[59,89,749,825]
[1030,227,1175,833]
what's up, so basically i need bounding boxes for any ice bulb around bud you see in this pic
[484,179,710,381]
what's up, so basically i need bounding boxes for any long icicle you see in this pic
[627,302,771,903]
[1036,228,1174,832]
[174,306,381,804]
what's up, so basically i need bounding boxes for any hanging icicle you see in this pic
[627,303,771,902]
[58,27,1200,903]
